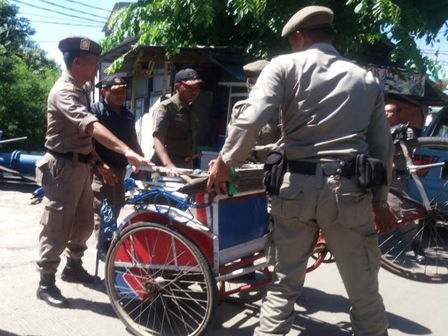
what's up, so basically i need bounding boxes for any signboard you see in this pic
[367,66,425,97]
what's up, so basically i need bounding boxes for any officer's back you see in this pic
[253,45,382,161]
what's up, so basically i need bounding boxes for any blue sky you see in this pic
[10,0,448,70]
[11,0,136,67]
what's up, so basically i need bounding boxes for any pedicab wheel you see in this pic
[379,137,448,283]
[105,222,218,336]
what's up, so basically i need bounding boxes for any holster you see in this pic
[263,148,288,196]
[355,154,387,189]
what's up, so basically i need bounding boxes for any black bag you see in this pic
[263,148,288,196]
[355,154,387,189]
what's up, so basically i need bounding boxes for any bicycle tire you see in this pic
[105,222,218,336]
[380,137,448,283]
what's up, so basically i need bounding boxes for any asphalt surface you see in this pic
[0,183,446,336]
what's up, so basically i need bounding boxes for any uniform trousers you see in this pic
[255,169,388,336]
[36,153,94,275]
[92,166,127,239]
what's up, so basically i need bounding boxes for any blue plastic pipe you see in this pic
[0,151,43,175]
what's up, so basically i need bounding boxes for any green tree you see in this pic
[103,0,448,76]
[0,0,60,151]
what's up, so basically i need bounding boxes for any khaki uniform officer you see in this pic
[152,68,202,175]
[36,36,151,309]
[230,60,281,162]
[208,6,396,336]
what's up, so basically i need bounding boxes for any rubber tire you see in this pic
[380,137,448,283]
[105,222,218,336]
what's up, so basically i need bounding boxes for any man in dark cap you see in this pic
[151,68,203,175]
[90,75,144,259]
[230,60,281,162]
[35,36,151,308]
[208,6,394,336]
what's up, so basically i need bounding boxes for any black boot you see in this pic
[61,258,100,284]
[36,274,69,308]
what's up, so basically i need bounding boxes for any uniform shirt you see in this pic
[152,93,199,158]
[231,100,281,147]
[91,97,143,169]
[45,71,98,155]
[222,43,394,206]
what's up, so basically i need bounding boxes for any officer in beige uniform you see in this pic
[152,69,202,174]
[230,60,281,162]
[208,6,395,336]
[36,36,151,309]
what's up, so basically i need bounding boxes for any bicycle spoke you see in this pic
[106,223,217,336]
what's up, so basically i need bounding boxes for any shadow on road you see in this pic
[211,287,431,336]
[68,298,116,318]
[83,279,107,294]
[0,330,37,336]
[0,182,37,193]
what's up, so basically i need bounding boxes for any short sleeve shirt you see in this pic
[45,71,98,154]
[153,93,198,157]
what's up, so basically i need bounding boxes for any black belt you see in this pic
[46,149,92,163]
[288,160,355,178]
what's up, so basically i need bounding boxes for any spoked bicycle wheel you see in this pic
[380,137,448,283]
[105,222,217,336]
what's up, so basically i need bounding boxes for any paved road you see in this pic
[0,184,446,336]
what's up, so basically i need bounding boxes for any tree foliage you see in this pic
[102,0,448,76]
[0,0,60,151]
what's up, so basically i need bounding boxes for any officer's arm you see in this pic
[87,122,130,156]
[87,122,152,169]
[221,59,285,166]
[152,105,176,168]
[366,84,395,208]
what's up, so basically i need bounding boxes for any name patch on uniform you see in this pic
[175,113,185,123]
[80,39,90,51]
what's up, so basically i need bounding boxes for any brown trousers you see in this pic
[91,166,127,240]
[255,170,388,336]
[36,153,94,275]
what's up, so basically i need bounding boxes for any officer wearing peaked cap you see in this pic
[230,60,281,162]
[151,68,203,176]
[208,6,395,336]
[35,36,152,309]
[90,74,144,259]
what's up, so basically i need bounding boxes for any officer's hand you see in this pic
[208,159,217,169]
[165,163,180,177]
[207,156,233,194]
[98,163,117,186]
[373,207,397,233]
[125,150,153,172]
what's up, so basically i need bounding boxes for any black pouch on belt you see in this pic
[263,148,288,196]
[355,154,387,189]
